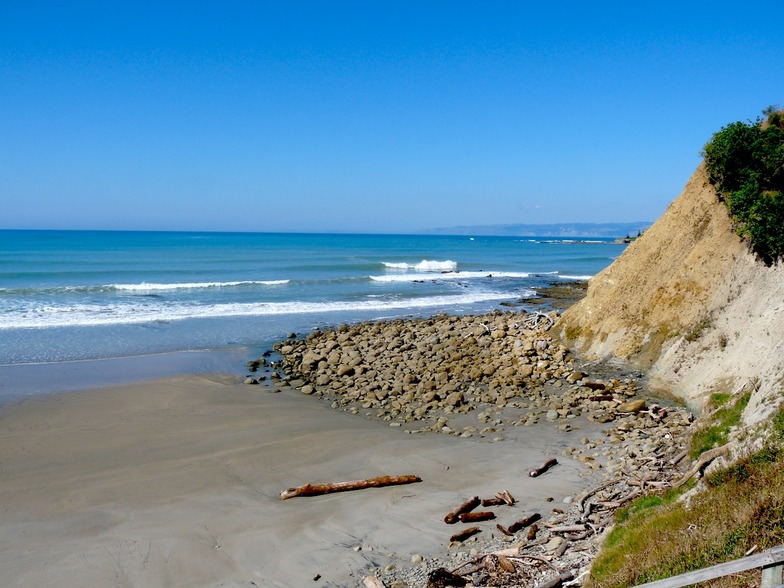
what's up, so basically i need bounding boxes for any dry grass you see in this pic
[587,410,784,588]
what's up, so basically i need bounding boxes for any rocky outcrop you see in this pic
[558,164,784,424]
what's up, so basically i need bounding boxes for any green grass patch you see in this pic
[588,446,784,588]
[690,392,751,459]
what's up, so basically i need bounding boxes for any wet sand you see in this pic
[0,373,592,587]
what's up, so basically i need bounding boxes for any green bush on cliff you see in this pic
[702,108,784,264]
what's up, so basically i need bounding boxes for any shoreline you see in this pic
[0,283,695,587]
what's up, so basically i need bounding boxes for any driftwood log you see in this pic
[279,474,421,500]
[536,570,574,588]
[497,512,541,535]
[529,458,558,477]
[444,496,480,524]
[459,511,495,523]
[673,443,730,488]
[450,526,481,543]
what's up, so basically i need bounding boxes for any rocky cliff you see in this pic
[558,164,784,427]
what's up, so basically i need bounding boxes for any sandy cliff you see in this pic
[558,164,784,425]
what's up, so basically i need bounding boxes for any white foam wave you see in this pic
[382,260,458,272]
[557,275,593,281]
[370,271,530,283]
[112,280,289,292]
[0,292,514,329]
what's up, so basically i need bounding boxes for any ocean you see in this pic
[0,230,624,398]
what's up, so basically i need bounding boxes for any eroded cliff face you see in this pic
[558,164,784,422]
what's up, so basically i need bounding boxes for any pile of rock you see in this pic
[269,310,573,425]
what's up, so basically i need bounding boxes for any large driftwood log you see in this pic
[280,474,421,500]
[529,458,558,477]
[459,511,495,523]
[673,444,730,488]
[444,496,481,524]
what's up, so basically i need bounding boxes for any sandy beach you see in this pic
[0,373,593,588]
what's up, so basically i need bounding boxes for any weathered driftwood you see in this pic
[673,443,730,488]
[575,478,621,514]
[553,539,571,558]
[279,474,421,500]
[497,512,541,535]
[459,510,496,523]
[444,496,481,524]
[481,489,515,507]
[669,449,690,466]
[450,526,481,543]
[597,489,641,509]
[529,458,558,477]
[481,497,505,506]
[536,571,574,588]
[527,523,539,540]
[545,523,588,534]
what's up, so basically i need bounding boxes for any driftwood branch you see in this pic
[444,496,480,524]
[280,474,421,500]
[673,444,730,488]
[529,458,558,477]
[497,513,541,536]
[536,571,575,588]
[480,489,516,507]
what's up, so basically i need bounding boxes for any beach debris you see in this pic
[450,526,482,543]
[673,443,730,488]
[536,570,574,588]
[529,458,558,477]
[279,474,421,500]
[444,496,480,524]
[480,490,515,507]
[458,510,496,523]
[427,567,468,587]
[496,512,541,536]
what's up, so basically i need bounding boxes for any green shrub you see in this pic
[702,108,784,264]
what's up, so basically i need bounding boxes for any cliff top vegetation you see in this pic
[702,106,784,265]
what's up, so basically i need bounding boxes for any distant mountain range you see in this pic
[423,222,652,238]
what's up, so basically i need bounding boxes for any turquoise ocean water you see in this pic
[0,230,625,398]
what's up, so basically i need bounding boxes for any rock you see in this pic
[337,364,355,377]
[545,536,565,551]
[243,377,258,385]
[300,384,315,395]
[618,398,647,413]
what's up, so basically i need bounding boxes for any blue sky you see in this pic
[1,2,782,233]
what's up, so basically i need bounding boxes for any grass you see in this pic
[588,442,784,588]
[689,391,751,459]
[587,406,784,588]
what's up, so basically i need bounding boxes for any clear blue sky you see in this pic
[1,1,783,233]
